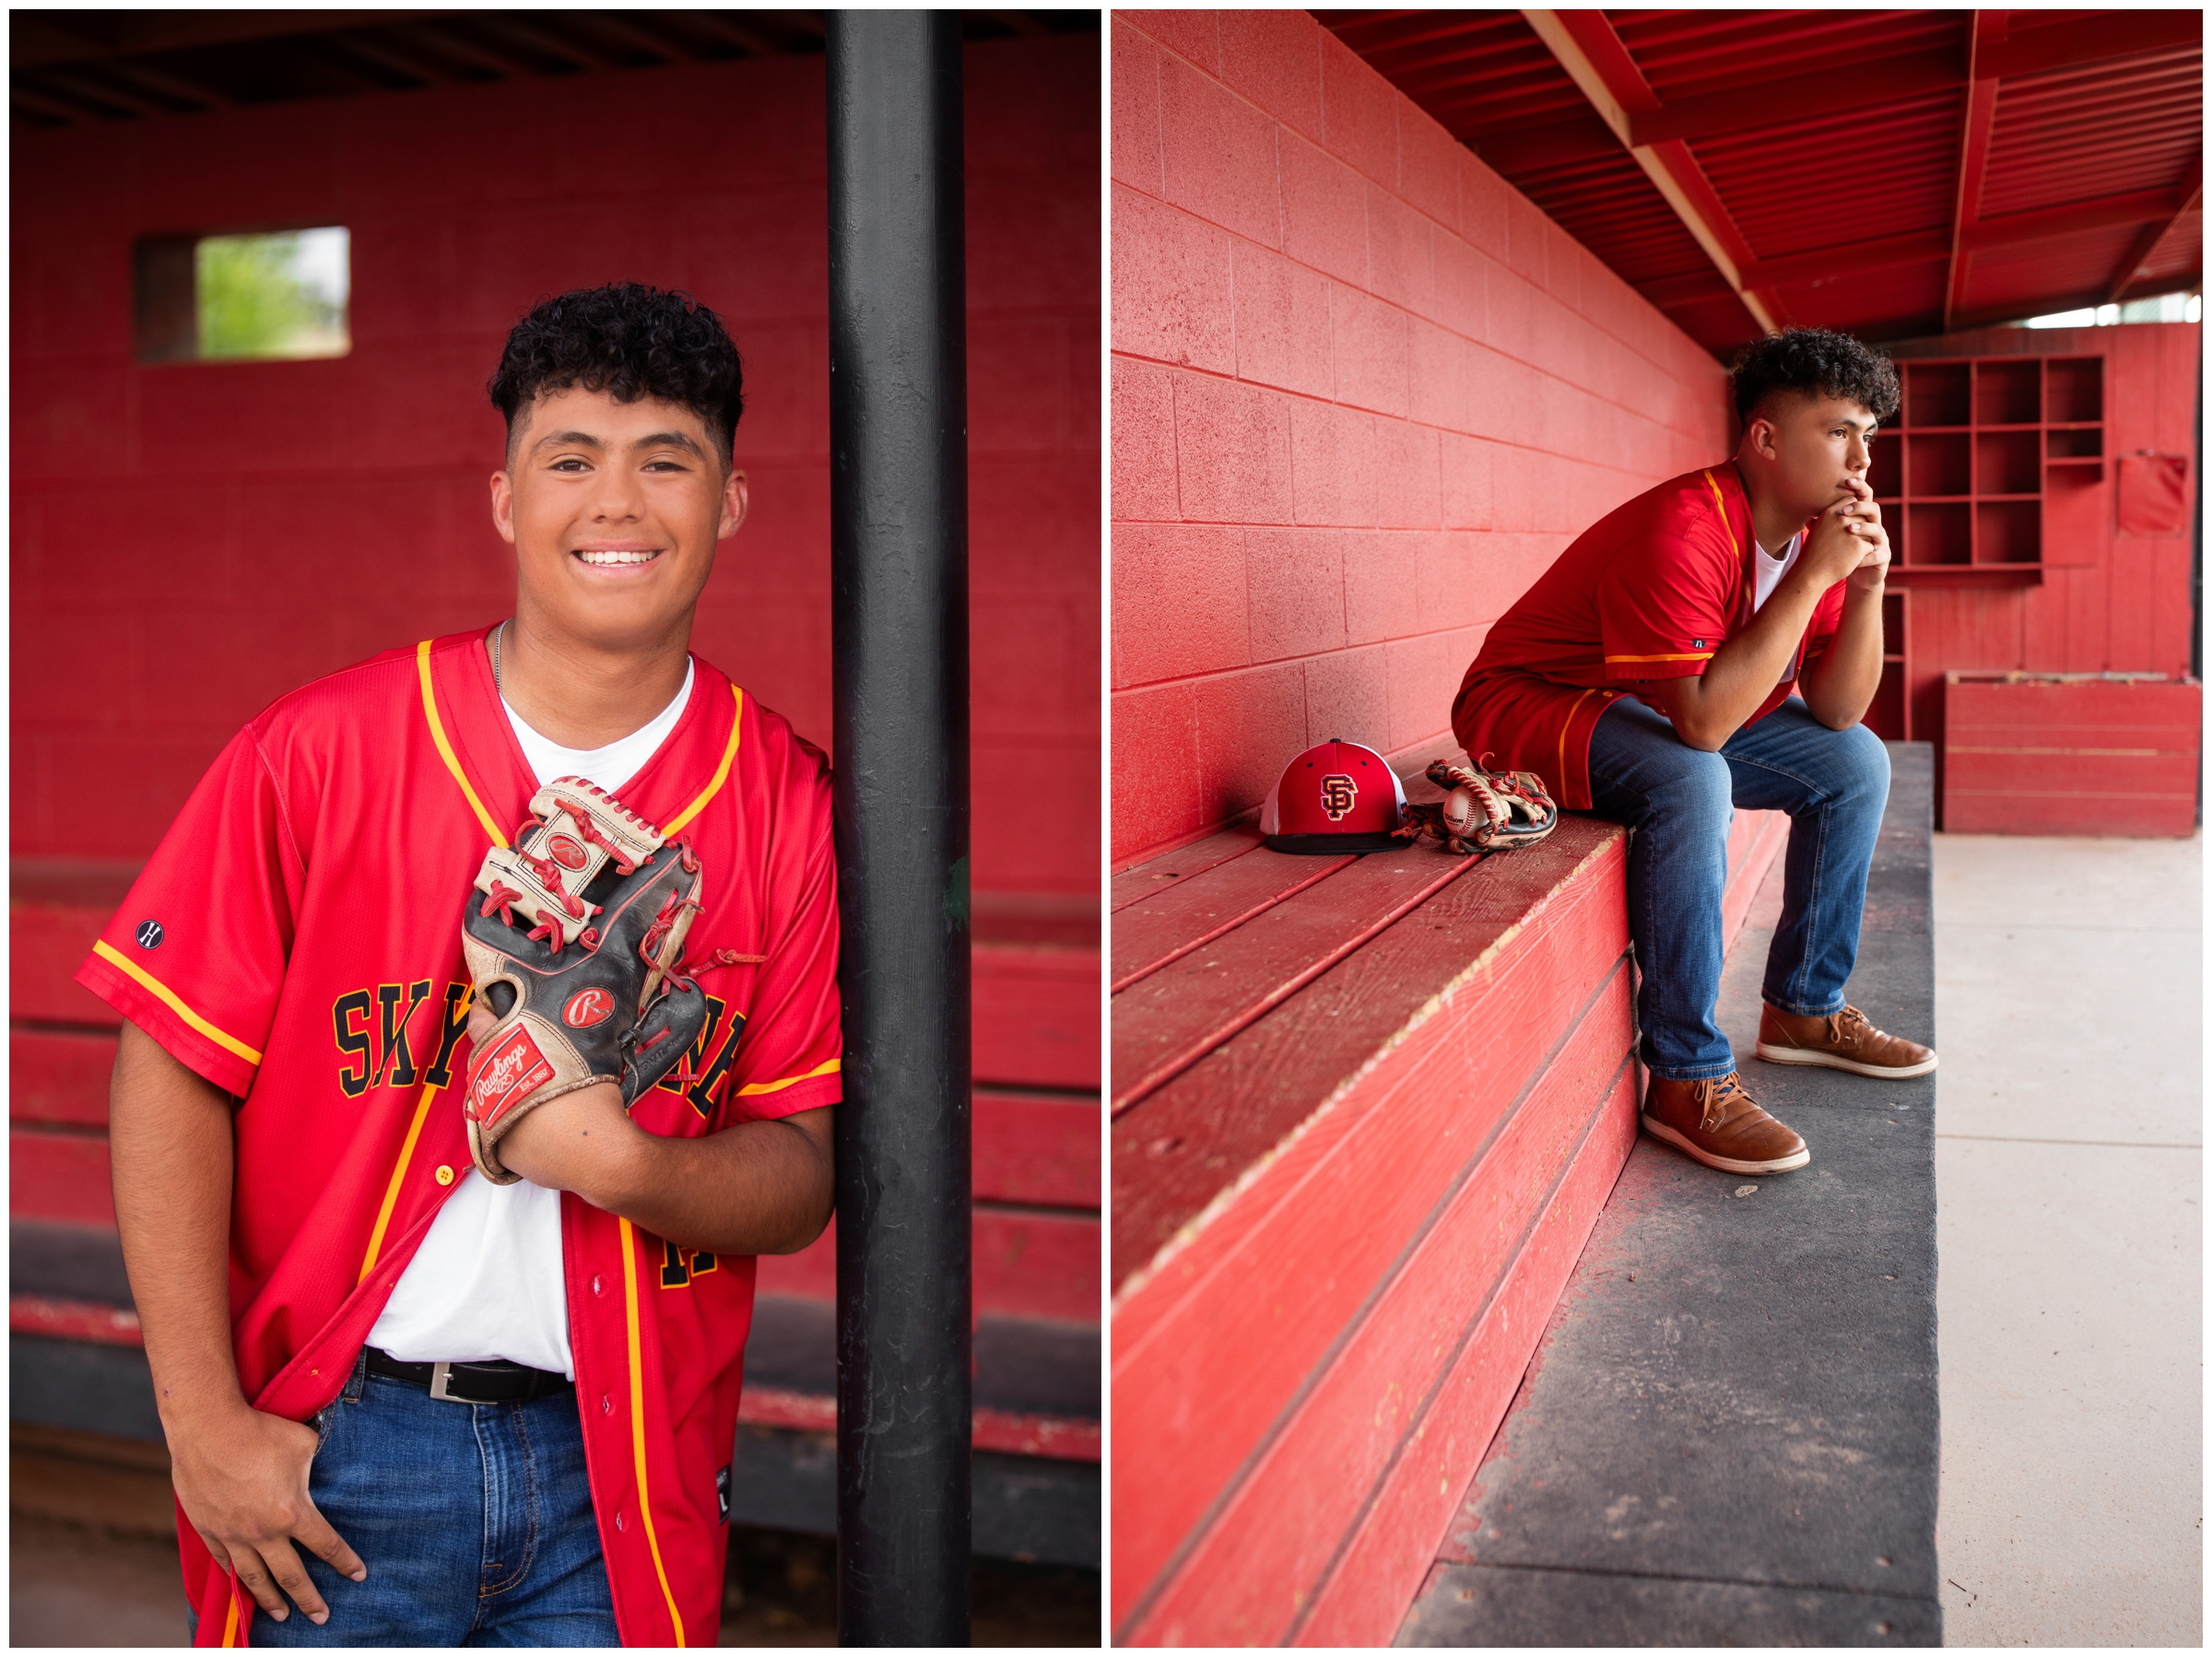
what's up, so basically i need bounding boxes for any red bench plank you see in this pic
[975,943,1100,1090]
[11,1028,118,1128]
[1111,845,1355,992]
[1295,1061,1640,1645]
[5,1296,1101,1463]
[1111,825,1265,911]
[1109,826,1631,1624]
[757,1205,1100,1324]
[1124,968,1634,1644]
[973,1091,1100,1210]
[1111,819,1627,1289]
[1111,851,1482,1113]
[11,1130,114,1228]
[10,901,122,1028]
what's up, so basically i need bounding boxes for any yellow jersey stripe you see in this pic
[358,1078,450,1285]
[618,1216,688,1646]
[1701,467,1740,559]
[1557,686,1601,803]
[221,1591,240,1645]
[735,1057,842,1098]
[1605,651,1715,664]
[661,685,744,837]
[90,941,264,1066]
[417,640,508,848]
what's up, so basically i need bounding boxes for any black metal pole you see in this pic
[826,12,972,1648]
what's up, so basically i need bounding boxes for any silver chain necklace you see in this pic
[492,618,508,696]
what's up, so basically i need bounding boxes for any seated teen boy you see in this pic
[1452,326,1936,1176]
[86,283,841,1647]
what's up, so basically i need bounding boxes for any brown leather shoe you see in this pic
[1641,1071,1810,1174]
[1755,1004,1937,1079]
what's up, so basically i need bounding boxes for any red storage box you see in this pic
[1943,673,2202,836]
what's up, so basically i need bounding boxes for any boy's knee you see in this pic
[1651,749,1735,833]
[1837,722,1890,801]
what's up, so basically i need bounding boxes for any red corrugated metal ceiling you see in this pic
[1317,8,2202,356]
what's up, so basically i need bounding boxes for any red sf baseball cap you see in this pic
[1260,738,1408,853]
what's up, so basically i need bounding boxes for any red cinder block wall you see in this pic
[1110,8,1734,868]
[10,41,1099,1334]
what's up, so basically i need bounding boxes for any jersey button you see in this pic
[434,1165,455,1186]
[602,1393,613,1415]
[592,1275,604,1297]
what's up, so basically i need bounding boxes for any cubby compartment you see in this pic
[1881,590,1906,644]
[2046,357,2103,423]
[1977,499,2041,564]
[2046,428,2104,460]
[1975,430,2041,495]
[1867,437,1902,499]
[1907,432,1971,497]
[1906,502,1972,565]
[1905,361,1970,427]
[1973,359,2041,425]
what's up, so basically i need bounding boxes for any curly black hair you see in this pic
[1729,326,1900,428]
[488,282,744,465]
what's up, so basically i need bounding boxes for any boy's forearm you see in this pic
[1645,581,1823,749]
[1799,581,1885,729]
[606,1113,835,1256]
[501,1085,835,1257]
[108,1023,257,1434]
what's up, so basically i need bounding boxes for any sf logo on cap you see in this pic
[1320,773,1359,821]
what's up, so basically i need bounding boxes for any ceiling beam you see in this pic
[2105,159,2202,303]
[1630,46,1965,147]
[323,30,452,87]
[9,12,452,69]
[1522,8,1781,335]
[405,22,535,79]
[1981,10,2202,81]
[571,13,687,65]
[103,57,235,110]
[1472,113,1620,173]
[1942,11,2006,329]
[1738,186,2194,292]
[670,13,777,56]
[30,65,165,118]
[10,85,89,124]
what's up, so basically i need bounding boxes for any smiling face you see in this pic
[1744,391,1879,523]
[489,384,747,654]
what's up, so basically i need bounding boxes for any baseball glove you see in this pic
[459,777,712,1185]
[1395,757,1559,855]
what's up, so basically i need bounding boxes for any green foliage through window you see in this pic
[194,228,349,361]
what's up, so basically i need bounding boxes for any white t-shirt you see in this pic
[1752,530,1803,613]
[367,660,695,1376]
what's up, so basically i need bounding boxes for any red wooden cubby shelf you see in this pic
[1876,352,2105,589]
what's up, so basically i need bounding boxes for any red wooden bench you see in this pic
[1110,744,1786,1644]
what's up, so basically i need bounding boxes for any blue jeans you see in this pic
[233,1349,618,1646]
[1585,695,1889,1082]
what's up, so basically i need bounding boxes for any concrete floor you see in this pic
[1928,831,2202,1647]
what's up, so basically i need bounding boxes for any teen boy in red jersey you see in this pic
[87,284,839,1645]
[1453,328,1936,1178]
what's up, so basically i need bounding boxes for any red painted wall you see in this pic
[9,39,1101,1334]
[10,37,1100,901]
[1110,9,1734,868]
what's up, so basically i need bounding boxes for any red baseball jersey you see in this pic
[76,628,842,1647]
[1452,464,1848,808]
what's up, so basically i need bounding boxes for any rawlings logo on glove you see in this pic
[458,778,712,1184]
[1395,757,1559,856]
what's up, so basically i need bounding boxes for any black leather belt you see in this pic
[364,1346,573,1404]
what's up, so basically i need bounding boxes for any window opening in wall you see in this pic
[134,227,349,364]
